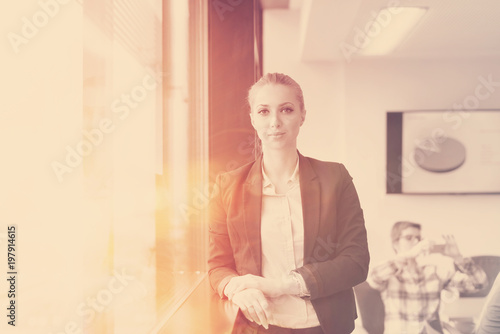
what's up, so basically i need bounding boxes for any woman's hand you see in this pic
[224,274,294,299]
[231,288,272,329]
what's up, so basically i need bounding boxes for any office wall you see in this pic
[264,10,500,264]
[344,59,500,263]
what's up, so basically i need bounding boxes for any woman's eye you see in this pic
[258,109,268,115]
[282,107,293,113]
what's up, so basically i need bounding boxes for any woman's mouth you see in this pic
[268,132,285,137]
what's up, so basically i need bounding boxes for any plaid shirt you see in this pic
[368,254,487,334]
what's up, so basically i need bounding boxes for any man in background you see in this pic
[368,221,487,334]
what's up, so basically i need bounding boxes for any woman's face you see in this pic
[249,83,305,151]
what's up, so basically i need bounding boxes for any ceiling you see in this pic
[261,0,500,61]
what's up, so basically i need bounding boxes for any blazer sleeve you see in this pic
[207,174,239,298]
[296,164,369,300]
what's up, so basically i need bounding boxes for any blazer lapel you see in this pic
[299,153,320,264]
[242,156,263,275]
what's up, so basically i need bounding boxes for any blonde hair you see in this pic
[247,73,305,112]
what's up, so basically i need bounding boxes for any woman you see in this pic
[208,73,369,334]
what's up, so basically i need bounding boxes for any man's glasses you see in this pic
[399,235,421,242]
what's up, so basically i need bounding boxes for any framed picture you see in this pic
[387,110,500,194]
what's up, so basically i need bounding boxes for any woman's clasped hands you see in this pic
[224,274,297,329]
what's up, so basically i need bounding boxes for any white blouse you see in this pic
[260,161,320,328]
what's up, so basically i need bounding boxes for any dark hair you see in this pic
[391,221,421,244]
[247,73,305,112]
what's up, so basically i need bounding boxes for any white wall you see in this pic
[264,10,500,265]
[345,58,500,263]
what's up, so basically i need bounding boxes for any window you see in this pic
[82,0,261,332]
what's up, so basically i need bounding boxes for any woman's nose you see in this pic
[269,112,281,128]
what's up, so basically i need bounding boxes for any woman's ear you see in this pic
[300,109,306,126]
[249,111,255,128]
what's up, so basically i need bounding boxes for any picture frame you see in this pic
[386,110,500,194]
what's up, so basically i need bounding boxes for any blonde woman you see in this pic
[208,73,369,334]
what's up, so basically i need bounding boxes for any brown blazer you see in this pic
[208,153,369,334]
